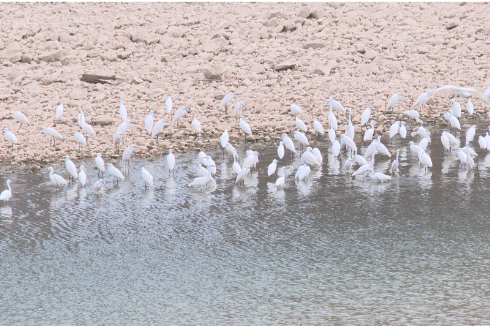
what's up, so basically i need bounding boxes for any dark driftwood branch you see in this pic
[81,74,117,84]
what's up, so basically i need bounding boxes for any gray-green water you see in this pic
[2,125,490,325]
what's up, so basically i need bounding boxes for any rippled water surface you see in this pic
[2,124,490,325]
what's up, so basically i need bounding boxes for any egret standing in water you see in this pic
[275,167,286,188]
[167,149,176,176]
[268,159,278,177]
[122,144,136,172]
[106,163,125,186]
[79,165,87,187]
[141,167,154,190]
[65,155,78,182]
[390,149,400,175]
[94,179,105,194]
[277,141,285,159]
[95,153,105,177]
[220,129,229,157]
[0,180,12,202]
[48,167,68,188]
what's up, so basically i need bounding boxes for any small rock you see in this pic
[267,17,279,27]
[69,90,88,100]
[446,21,458,30]
[365,50,377,60]
[309,8,324,19]
[9,53,22,63]
[304,43,325,50]
[118,51,132,59]
[39,50,62,62]
[204,66,224,80]
[92,114,115,126]
[40,78,53,85]
[21,53,33,63]
[202,36,228,54]
[273,61,296,71]
[97,35,110,44]
[297,6,311,18]
[246,135,256,142]
[59,32,77,43]
[243,46,255,54]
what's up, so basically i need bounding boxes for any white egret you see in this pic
[144,110,154,135]
[232,157,241,175]
[235,166,250,186]
[413,89,431,108]
[242,151,259,171]
[419,137,429,151]
[11,111,28,129]
[367,168,392,182]
[151,119,166,143]
[364,120,375,141]
[94,179,105,194]
[165,97,172,116]
[375,136,391,157]
[295,116,307,132]
[435,85,478,97]
[353,151,377,177]
[355,154,367,166]
[277,141,285,159]
[390,149,400,175]
[360,107,372,126]
[4,128,18,149]
[220,129,229,153]
[290,103,303,116]
[48,167,68,188]
[441,132,451,152]
[461,145,477,158]
[197,164,209,177]
[478,135,487,150]
[486,132,490,150]
[81,121,96,140]
[451,99,462,118]
[404,109,421,123]
[73,131,86,152]
[234,102,245,123]
[389,121,400,139]
[313,119,324,136]
[345,108,355,140]
[328,97,338,131]
[220,92,234,115]
[445,131,458,145]
[386,92,402,110]
[465,146,475,170]
[268,159,278,176]
[56,103,63,121]
[142,167,154,189]
[116,120,131,135]
[411,122,430,139]
[65,155,78,182]
[113,131,122,152]
[275,167,286,188]
[481,86,490,101]
[225,143,237,160]
[331,139,340,157]
[118,91,127,122]
[79,165,87,187]
[172,107,187,128]
[282,133,295,158]
[301,149,321,167]
[399,121,407,139]
[328,97,346,113]
[0,179,12,202]
[77,108,86,127]
[167,149,176,176]
[466,125,476,144]
[122,144,136,171]
[41,127,63,146]
[107,163,124,185]
[312,147,323,164]
[448,110,461,130]
[188,169,212,190]
[328,127,336,143]
[198,152,208,165]
[340,134,357,154]
[295,164,311,180]
[417,149,433,172]
[192,117,201,137]
[364,140,378,159]
[293,130,309,148]
[457,148,467,166]
[95,153,105,176]
[239,118,252,141]
[408,141,422,154]
[466,99,474,115]
[344,158,353,174]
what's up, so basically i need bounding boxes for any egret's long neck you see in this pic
[7,181,11,191]
[369,152,376,167]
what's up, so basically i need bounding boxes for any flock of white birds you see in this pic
[1,84,490,201]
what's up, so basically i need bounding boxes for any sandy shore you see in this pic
[1,2,489,170]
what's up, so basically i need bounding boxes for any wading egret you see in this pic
[277,141,285,159]
[107,163,124,185]
[142,167,154,189]
[409,141,422,154]
[301,149,321,167]
[466,125,476,144]
[441,132,451,152]
[340,134,357,154]
[295,164,311,180]
[417,149,433,172]
[367,168,392,182]
[451,99,462,118]
[220,129,229,153]
[275,167,286,188]
[198,151,208,165]
[331,139,340,157]
[390,149,400,175]
[79,165,87,187]
[399,121,407,139]
[48,167,68,188]
[268,159,278,176]
[225,143,237,159]
[188,169,212,190]
[122,144,136,171]
[0,180,12,202]
[313,119,324,136]
[364,120,375,141]
[478,135,487,150]
[312,147,322,164]
[197,164,209,177]
[389,121,400,139]
[294,130,309,148]
[353,151,377,177]
[448,110,461,130]
[65,155,78,182]
[375,136,391,157]
[94,179,105,194]
[328,127,336,143]
[167,149,176,176]
[95,153,105,176]
[235,166,250,186]
[232,158,241,175]
[345,108,355,140]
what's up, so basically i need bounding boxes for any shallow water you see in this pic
[2,123,490,325]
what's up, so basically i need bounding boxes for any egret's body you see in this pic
[290,103,303,116]
[56,103,63,121]
[466,99,474,115]
[418,149,433,171]
[353,151,377,177]
[451,99,462,118]
[167,149,176,176]
[118,91,127,122]
[81,121,96,137]
[313,119,324,136]
[301,150,321,167]
[389,121,400,139]
[328,97,337,131]
[328,128,336,143]
[165,97,172,116]
[94,179,105,194]
[328,98,346,113]
[225,143,238,160]
[151,119,166,142]
[295,116,307,132]
[220,92,234,115]
[144,110,154,135]
[232,158,241,175]
[11,111,28,129]
[466,125,476,144]
[404,110,421,122]
[197,165,209,177]
[275,167,286,188]
[42,127,63,146]
[368,168,392,182]
[48,167,68,188]
[113,131,122,152]
[4,128,18,147]
[220,129,229,149]
[79,165,87,187]
[364,120,375,141]
[340,134,357,154]
[390,149,400,175]
[478,135,487,150]
[172,107,187,128]
[239,118,252,140]
[95,153,105,175]
[188,169,212,190]
[235,166,250,186]
[295,164,311,180]
[0,180,12,202]
[277,141,285,159]
[65,155,78,181]
[294,131,309,147]
[74,131,86,152]
[268,159,278,177]
[121,144,135,170]
[409,141,422,154]
[386,92,402,110]
[419,137,430,151]
[375,136,391,157]
[116,120,131,135]
[107,163,124,185]
[448,110,461,130]
[399,121,407,139]
[360,107,372,126]
[198,152,208,166]
[282,133,296,157]
[192,117,201,136]
[345,109,355,140]
[312,147,323,164]
[413,89,431,108]
[142,167,154,189]
[234,102,245,123]
[331,139,341,157]
[441,132,451,152]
